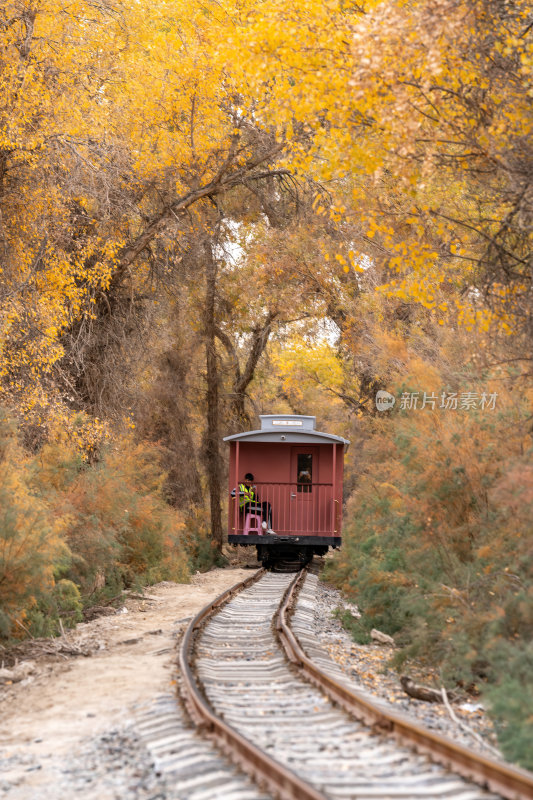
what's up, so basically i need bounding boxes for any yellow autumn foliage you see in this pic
[225,0,532,337]
[2,0,530,428]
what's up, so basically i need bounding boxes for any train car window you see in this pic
[297,454,312,493]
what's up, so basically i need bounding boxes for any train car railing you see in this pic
[232,482,335,537]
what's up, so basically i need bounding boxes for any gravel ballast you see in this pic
[310,575,501,758]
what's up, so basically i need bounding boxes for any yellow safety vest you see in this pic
[239,483,255,509]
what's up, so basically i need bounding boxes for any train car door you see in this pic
[290,446,319,534]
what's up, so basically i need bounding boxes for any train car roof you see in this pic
[223,414,350,448]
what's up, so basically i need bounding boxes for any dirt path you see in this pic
[0,567,254,797]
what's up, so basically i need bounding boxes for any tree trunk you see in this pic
[204,240,224,551]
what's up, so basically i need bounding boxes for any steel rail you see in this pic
[177,568,327,800]
[276,568,533,800]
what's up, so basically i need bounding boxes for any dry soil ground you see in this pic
[0,567,253,798]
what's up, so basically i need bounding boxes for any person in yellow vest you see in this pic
[231,472,273,531]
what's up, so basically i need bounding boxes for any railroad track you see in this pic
[178,564,533,800]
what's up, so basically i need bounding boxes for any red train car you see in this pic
[224,414,349,566]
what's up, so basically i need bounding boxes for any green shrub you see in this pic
[0,412,190,641]
[325,384,533,767]
[484,641,533,769]
[56,439,190,598]
[182,507,227,572]
[0,410,71,639]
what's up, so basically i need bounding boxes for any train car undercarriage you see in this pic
[229,534,340,570]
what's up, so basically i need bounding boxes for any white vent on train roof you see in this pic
[260,415,316,431]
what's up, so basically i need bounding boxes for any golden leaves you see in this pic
[221,0,532,337]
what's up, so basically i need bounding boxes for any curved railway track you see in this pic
[178,564,533,800]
